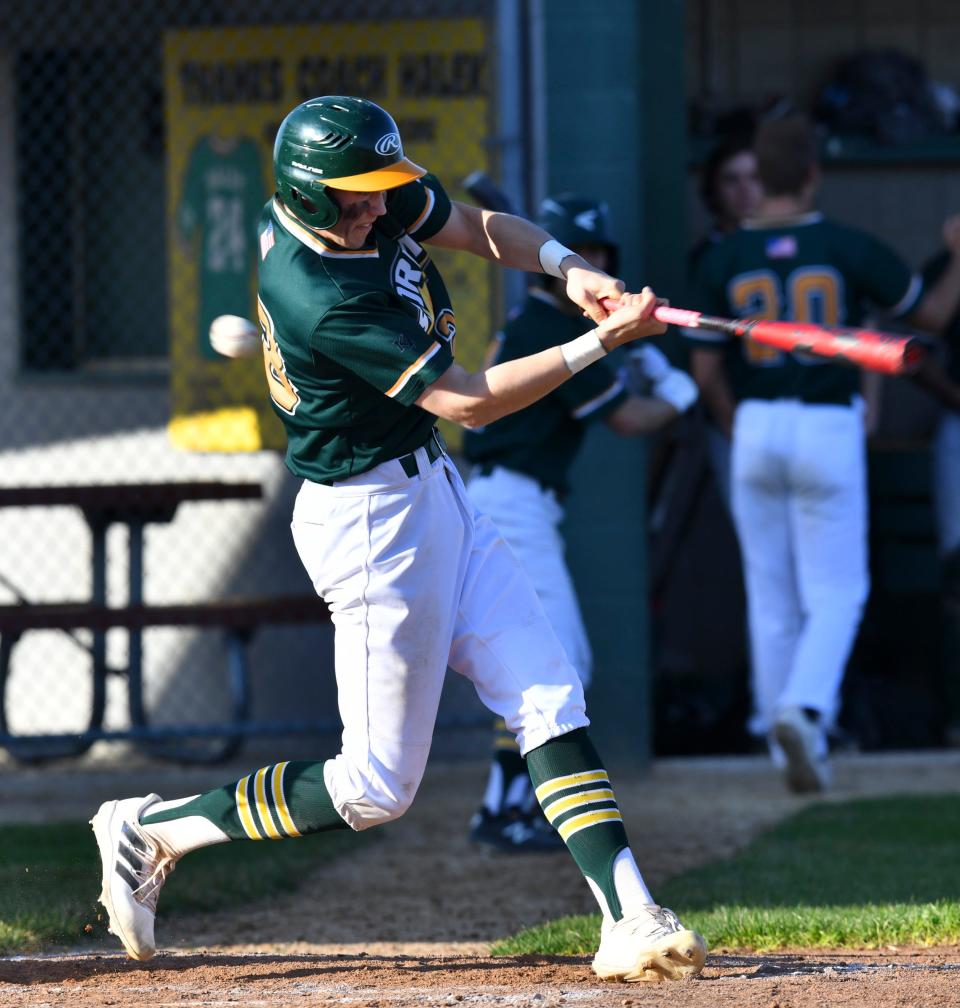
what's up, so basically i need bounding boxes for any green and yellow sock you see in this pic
[525,728,653,920]
[140,759,349,858]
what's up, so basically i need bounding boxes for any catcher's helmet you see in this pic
[274,96,426,229]
[536,193,619,272]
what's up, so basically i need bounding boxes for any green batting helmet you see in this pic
[273,95,426,229]
[536,194,619,271]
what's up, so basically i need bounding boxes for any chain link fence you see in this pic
[0,0,504,763]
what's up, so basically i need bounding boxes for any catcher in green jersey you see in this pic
[687,114,960,793]
[464,193,698,851]
[92,96,706,982]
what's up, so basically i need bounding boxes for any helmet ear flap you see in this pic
[287,185,339,229]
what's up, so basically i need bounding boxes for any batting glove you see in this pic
[624,345,699,413]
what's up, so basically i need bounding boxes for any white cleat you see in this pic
[592,904,707,982]
[90,794,177,961]
[773,705,830,794]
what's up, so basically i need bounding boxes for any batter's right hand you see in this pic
[596,288,667,350]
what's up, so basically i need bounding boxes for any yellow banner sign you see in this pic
[165,19,494,453]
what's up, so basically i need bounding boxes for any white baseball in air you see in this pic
[209,314,261,359]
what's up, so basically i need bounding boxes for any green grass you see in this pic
[493,794,960,955]
[0,822,369,954]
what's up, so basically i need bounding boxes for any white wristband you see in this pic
[538,239,577,279]
[561,329,607,374]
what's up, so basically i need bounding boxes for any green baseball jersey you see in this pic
[686,212,923,404]
[178,135,266,360]
[256,174,455,483]
[922,248,960,383]
[463,289,627,495]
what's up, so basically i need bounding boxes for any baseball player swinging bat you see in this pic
[462,171,925,377]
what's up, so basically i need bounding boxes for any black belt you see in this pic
[398,429,445,478]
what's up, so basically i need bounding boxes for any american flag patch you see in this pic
[259,222,275,260]
[765,235,797,259]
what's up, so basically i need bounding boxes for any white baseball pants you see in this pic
[466,465,593,687]
[290,446,588,831]
[731,399,869,735]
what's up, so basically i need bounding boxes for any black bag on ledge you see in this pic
[815,48,940,145]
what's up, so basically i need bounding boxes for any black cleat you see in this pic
[468,807,566,853]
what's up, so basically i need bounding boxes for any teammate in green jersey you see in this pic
[464,193,698,851]
[92,96,707,983]
[687,114,960,793]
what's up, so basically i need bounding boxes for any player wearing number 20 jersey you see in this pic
[688,212,922,403]
[686,115,928,796]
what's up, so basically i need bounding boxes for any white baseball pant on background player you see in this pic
[290,444,589,829]
[731,398,870,737]
[466,465,593,687]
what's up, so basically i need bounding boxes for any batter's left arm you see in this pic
[427,201,624,323]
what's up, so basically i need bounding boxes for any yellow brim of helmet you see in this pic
[321,158,427,192]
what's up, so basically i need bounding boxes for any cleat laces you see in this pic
[623,905,683,939]
[130,850,177,914]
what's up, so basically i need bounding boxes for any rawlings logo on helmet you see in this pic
[375,132,401,156]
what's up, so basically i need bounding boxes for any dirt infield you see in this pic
[3,947,960,1008]
[1,749,959,1006]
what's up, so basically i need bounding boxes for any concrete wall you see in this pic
[534,1,689,770]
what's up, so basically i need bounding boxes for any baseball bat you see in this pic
[600,299,924,376]
[461,171,924,377]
